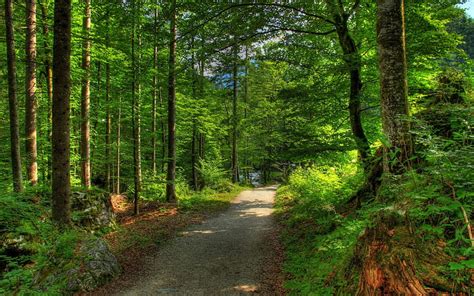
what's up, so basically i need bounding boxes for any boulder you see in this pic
[72,191,116,230]
[34,237,120,294]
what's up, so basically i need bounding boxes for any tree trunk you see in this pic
[376,0,412,171]
[131,0,142,214]
[160,87,166,173]
[326,1,371,165]
[231,44,240,184]
[5,0,23,193]
[80,0,91,188]
[190,37,198,190]
[116,97,121,194]
[52,0,72,226]
[39,0,53,182]
[166,0,177,203]
[25,0,38,186]
[198,59,206,164]
[105,13,112,192]
[151,6,158,176]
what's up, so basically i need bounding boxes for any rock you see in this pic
[34,237,120,294]
[65,237,120,292]
[72,191,116,230]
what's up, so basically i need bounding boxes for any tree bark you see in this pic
[5,0,23,192]
[231,44,240,184]
[52,0,72,226]
[80,0,91,188]
[25,0,38,186]
[376,0,413,171]
[166,0,178,202]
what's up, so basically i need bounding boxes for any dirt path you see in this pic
[110,186,283,296]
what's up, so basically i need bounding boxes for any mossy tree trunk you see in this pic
[377,0,413,172]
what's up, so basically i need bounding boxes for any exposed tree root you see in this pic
[344,212,468,296]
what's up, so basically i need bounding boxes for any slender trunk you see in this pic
[377,0,412,171]
[231,44,239,184]
[116,97,121,194]
[334,18,371,164]
[160,87,166,173]
[191,37,198,190]
[105,14,111,192]
[52,0,72,226]
[243,46,249,181]
[25,0,38,186]
[80,0,91,188]
[198,59,206,163]
[151,6,158,176]
[5,0,23,192]
[166,0,177,202]
[39,0,53,182]
[132,0,142,214]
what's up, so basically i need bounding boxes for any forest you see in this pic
[1,0,473,295]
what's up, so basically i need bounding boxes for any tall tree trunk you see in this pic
[198,59,206,163]
[25,0,38,186]
[52,0,72,225]
[243,46,249,182]
[80,0,91,188]
[160,87,166,173]
[105,13,112,192]
[376,0,412,171]
[166,0,177,202]
[132,0,142,214]
[326,1,371,164]
[231,44,240,184]
[151,6,158,176]
[5,0,23,192]
[190,37,198,190]
[116,97,121,194]
[39,0,53,182]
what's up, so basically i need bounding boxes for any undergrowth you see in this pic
[276,105,474,295]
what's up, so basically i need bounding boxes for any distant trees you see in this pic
[0,0,470,226]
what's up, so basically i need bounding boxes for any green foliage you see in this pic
[275,152,366,295]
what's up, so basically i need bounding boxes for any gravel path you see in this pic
[113,186,281,296]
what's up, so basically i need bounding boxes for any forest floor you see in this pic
[85,186,285,295]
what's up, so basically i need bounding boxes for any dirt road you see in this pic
[112,186,282,295]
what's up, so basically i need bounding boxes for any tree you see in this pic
[131,0,142,214]
[52,0,72,225]
[5,0,23,192]
[166,0,178,202]
[231,42,240,184]
[376,0,413,171]
[152,4,158,176]
[25,0,38,186]
[81,0,92,188]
